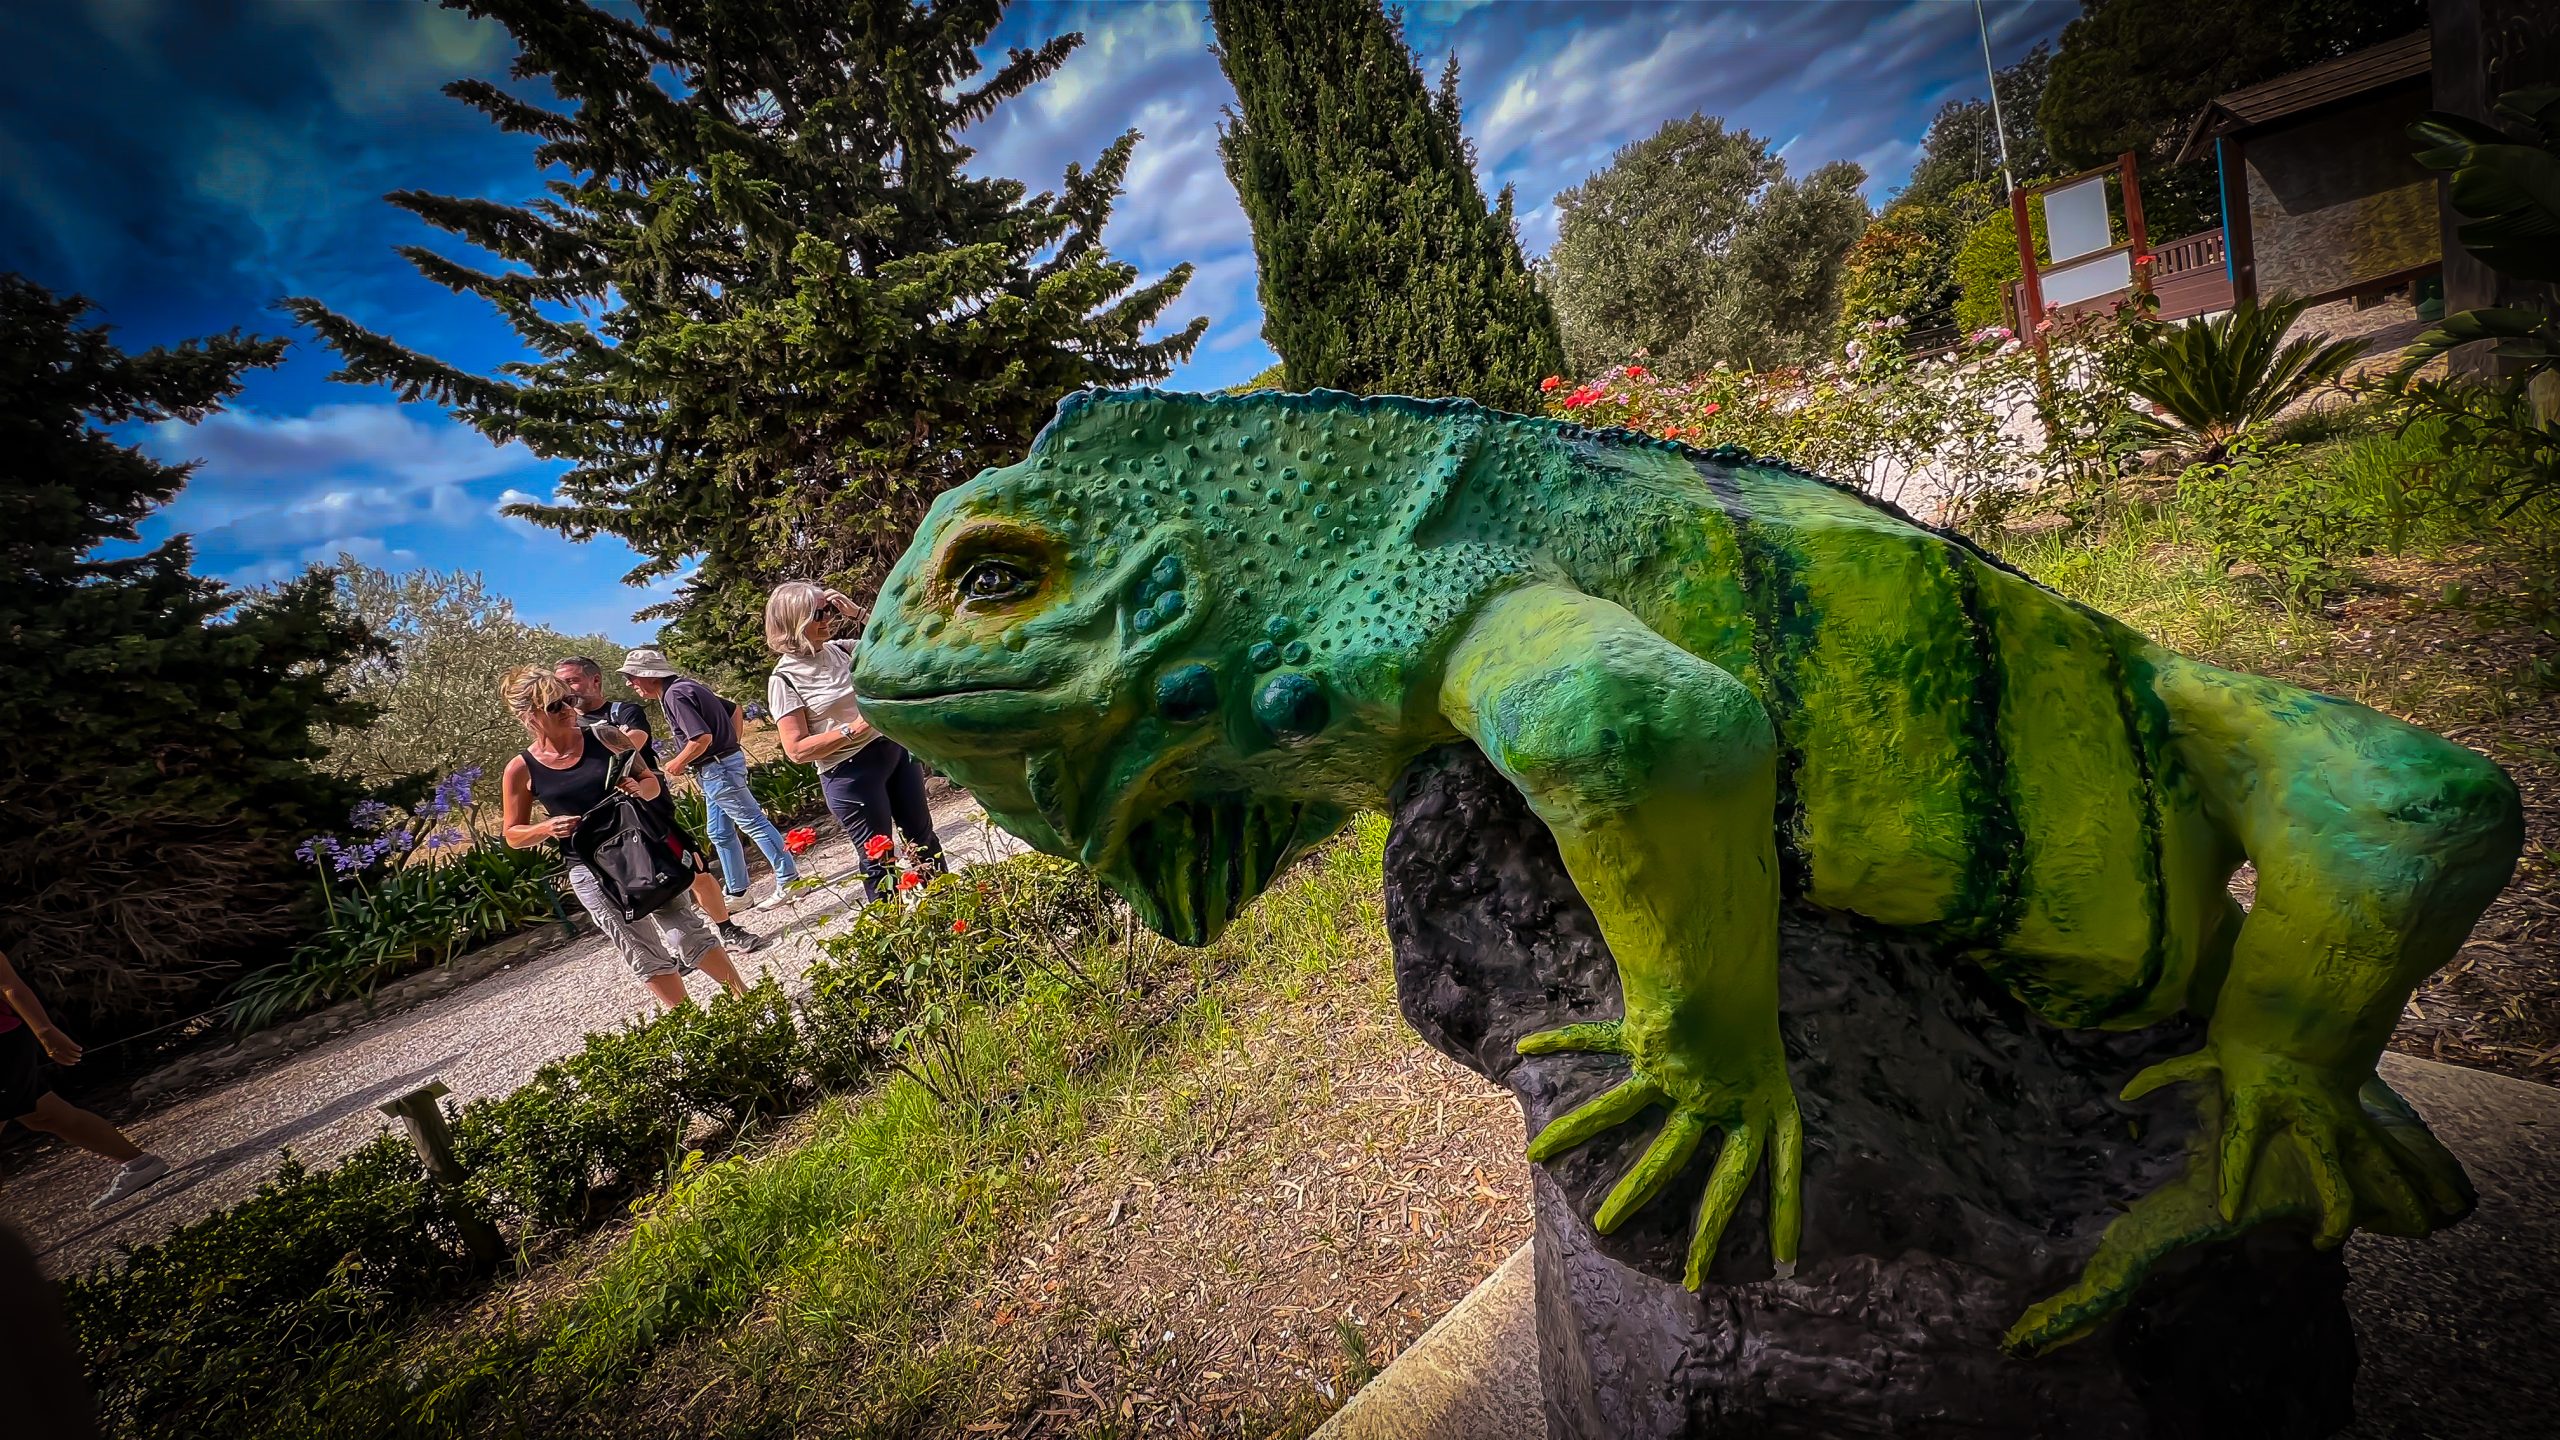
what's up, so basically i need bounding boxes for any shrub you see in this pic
[2121,295,2370,462]
[1954,202,2045,333]
[1541,309,2147,526]
[61,1136,475,1440]
[62,849,1120,1439]
[803,855,1115,1104]
[2176,439,2393,604]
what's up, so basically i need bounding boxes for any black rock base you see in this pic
[1382,744,2359,1440]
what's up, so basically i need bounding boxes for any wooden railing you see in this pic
[2009,228,2234,325]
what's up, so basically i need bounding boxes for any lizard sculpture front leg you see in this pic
[1439,582,1803,1285]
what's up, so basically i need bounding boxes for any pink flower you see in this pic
[1540,375,1562,392]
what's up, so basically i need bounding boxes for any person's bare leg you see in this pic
[691,873,732,924]
[17,1092,142,1164]
[642,973,691,1009]
[692,947,750,997]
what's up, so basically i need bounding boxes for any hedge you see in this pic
[56,852,1116,1440]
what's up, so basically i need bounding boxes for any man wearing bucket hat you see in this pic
[619,649,803,914]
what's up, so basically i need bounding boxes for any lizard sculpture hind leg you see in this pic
[1438,582,1804,1285]
[2009,653,2522,1352]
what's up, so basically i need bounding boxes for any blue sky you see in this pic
[3,0,2067,643]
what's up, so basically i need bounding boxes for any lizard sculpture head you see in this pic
[853,386,1530,944]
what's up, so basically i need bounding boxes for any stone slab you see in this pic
[1313,1243,1542,1440]
[1324,1052,2560,1440]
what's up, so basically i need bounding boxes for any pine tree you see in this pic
[1211,0,1566,412]
[1,275,381,1027]
[285,0,1206,680]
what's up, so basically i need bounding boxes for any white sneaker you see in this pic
[91,1153,171,1210]
[750,885,796,912]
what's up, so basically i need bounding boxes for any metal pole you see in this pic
[1976,0,2016,194]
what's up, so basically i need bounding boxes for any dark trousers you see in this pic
[820,739,944,901]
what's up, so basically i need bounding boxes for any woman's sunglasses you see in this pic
[541,698,578,715]
[813,602,840,624]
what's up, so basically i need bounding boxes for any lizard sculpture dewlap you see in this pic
[850,388,2523,1351]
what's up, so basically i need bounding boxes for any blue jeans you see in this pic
[695,750,800,894]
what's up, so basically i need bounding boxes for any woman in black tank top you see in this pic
[520,728,615,826]
[498,664,755,1010]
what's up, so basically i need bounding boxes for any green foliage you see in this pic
[61,863,1137,1439]
[0,275,381,1031]
[1211,0,1566,411]
[2176,440,2391,604]
[1838,188,1991,336]
[2121,295,2370,460]
[224,837,562,1033]
[2038,0,2425,239]
[1544,113,1870,374]
[2394,86,2560,517]
[59,1136,473,1440]
[1953,202,2047,333]
[1225,362,1288,395]
[805,855,1115,1106]
[1550,307,2155,530]
[324,562,631,791]
[2389,377,2560,524]
[2407,87,2560,286]
[1903,44,2055,209]
[285,0,1203,683]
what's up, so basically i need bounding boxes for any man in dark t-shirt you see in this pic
[619,649,802,910]
[554,656,767,953]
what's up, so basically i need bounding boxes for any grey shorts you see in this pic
[565,861,720,981]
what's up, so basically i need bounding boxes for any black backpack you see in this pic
[569,789,698,921]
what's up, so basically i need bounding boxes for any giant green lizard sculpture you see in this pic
[849,388,2522,1350]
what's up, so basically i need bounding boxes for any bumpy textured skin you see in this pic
[851,388,2525,1350]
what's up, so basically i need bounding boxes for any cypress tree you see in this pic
[1211,0,1566,412]
[1,276,380,1028]
[286,0,1206,679]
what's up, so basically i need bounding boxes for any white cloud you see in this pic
[494,487,542,514]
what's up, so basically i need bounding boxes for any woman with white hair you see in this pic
[763,581,945,901]
[497,664,751,1010]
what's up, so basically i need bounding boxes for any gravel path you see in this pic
[1,792,1023,1279]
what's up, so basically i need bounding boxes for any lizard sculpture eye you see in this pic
[958,557,1036,606]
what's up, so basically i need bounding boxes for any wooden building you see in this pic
[2178,31,2441,307]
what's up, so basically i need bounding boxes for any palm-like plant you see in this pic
[2120,295,2370,462]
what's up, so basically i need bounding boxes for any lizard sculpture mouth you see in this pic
[1104,795,1348,946]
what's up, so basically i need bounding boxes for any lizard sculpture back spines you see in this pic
[853,387,2522,1352]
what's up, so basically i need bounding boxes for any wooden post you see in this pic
[2218,135,2256,305]
[2119,150,2152,309]
[379,1080,504,1267]
[2011,184,2059,435]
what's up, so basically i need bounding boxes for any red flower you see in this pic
[783,827,818,855]
[1661,426,1682,439]
[950,919,969,934]
[1701,402,1721,416]
[864,834,893,860]
[897,870,923,892]
[1623,364,1648,379]
[1539,375,1562,392]
[2133,253,2157,266]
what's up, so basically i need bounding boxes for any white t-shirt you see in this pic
[767,640,878,768]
